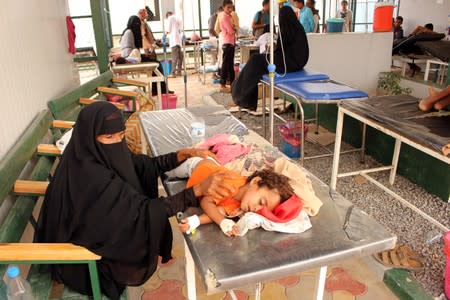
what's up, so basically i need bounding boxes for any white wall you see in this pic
[0,0,79,160]
[306,32,393,95]
[399,0,450,35]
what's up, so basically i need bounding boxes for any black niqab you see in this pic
[232,6,309,110]
[36,102,172,299]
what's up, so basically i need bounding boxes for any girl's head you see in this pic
[222,0,234,14]
[240,169,294,213]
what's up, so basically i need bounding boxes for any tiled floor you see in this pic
[117,71,399,300]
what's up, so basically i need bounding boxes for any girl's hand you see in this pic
[177,148,218,162]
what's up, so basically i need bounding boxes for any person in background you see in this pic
[393,16,404,40]
[120,15,142,59]
[207,7,223,69]
[208,7,223,38]
[292,0,315,33]
[166,11,184,78]
[252,0,271,40]
[232,5,309,110]
[336,0,353,32]
[118,15,172,96]
[306,0,320,33]
[36,102,239,300]
[137,8,155,54]
[410,23,437,36]
[218,0,236,93]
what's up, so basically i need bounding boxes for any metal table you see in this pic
[139,106,396,300]
[111,62,164,109]
[330,96,450,233]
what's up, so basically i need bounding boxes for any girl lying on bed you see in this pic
[165,157,306,236]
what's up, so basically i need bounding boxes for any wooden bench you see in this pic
[0,109,126,299]
[47,70,145,121]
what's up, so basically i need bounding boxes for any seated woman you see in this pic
[36,102,239,299]
[231,5,309,111]
[119,15,172,95]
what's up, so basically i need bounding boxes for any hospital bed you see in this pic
[139,105,395,300]
[260,69,368,164]
[416,40,450,85]
[330,95,450,233]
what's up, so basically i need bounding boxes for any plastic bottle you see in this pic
[6,266,35,300]
[444,231,450,299]
[190,118,205,145]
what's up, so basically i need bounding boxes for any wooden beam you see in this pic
[112,77,147,88]
[13,180,48,196]
[37,144,61,156]
[0,243,101,261]
[97,86,139,98]
[52,120,75,129]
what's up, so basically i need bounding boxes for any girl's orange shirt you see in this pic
[186,162,246,216]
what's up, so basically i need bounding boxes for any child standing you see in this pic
[218,0,236,93]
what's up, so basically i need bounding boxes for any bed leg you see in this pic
[157,82,162,111]
[389,138,402,185]
[360,123,367,163]
[331,107,345,190]
[315,103,319,134]
[262,83,266,138]
[315,266,327,300]
[184,239,197,300]
[255,282,262,300]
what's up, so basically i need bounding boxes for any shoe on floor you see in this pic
[373,244,424,271]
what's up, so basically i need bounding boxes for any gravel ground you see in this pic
[211,92,449,298]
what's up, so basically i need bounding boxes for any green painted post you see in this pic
[104,0,113,49]
[88,261,102,300]
[90,0,112,73]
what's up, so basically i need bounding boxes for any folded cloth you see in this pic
[257,194,303,223]
[273,157,323,216]
[236,209,312,236]
[197,134,251,164]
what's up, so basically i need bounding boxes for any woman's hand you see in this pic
[176,148,217,163]
[193,170,240,200]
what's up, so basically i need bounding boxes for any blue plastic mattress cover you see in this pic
[276,81,368,100]
[262,68,330,84]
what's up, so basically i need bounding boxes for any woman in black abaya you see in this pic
[36,102,237,299]
[231,6,309,110]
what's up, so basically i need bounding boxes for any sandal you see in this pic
[373,244,424,271]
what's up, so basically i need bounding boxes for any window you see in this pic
[68,0,95,48]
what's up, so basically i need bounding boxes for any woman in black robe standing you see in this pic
[231,5,309,111]
[36,102,237,299]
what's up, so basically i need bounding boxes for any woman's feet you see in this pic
[220,85,231,93]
